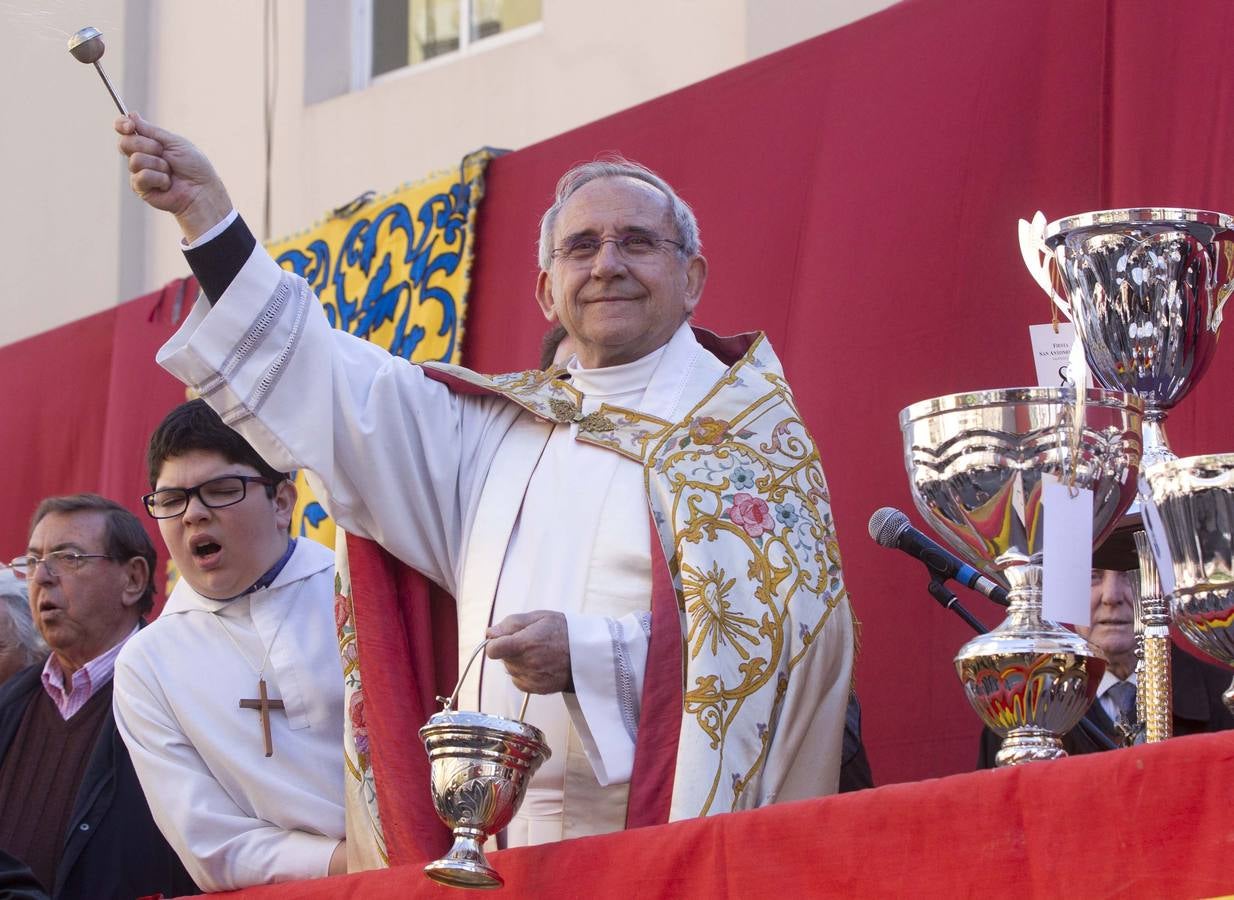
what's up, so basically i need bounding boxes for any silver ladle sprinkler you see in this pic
[67,26,128,115]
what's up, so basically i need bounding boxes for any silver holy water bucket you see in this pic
[420,640,551,890]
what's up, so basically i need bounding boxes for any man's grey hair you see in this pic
[537,157,702,270]
[0,569,45,666]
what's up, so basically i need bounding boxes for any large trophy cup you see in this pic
[420,641,551,889]
[1032,208,1234,740]
[1143,455,1234,714]
[1038,208,1234,467]
[901,387,1143,765]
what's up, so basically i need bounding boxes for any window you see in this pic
[369,0,542,77]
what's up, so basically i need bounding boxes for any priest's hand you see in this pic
[115,113,234,243]
[486,611,573,694]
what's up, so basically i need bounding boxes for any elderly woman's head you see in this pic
[0,568,45,686]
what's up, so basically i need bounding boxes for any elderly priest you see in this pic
[117,113,855,862]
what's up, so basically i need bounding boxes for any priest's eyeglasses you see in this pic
[8,551,116,579]
[142,475,276,519]
[550,233,685,263]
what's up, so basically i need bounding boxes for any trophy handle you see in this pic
[440,638,533,721]
[1018,212,1073,320]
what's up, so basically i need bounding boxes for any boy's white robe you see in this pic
[113,538,345,891]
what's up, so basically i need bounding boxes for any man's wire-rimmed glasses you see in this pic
[550,233,685,263]
[8,551,117,579]
[142,474,276,520]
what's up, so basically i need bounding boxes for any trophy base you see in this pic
[995,726,1067,767]
[1223,677,1234,717]
[424,831,503,890]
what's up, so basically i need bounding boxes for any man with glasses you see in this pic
[117,115,854,860]
[111,399,346,891]
[0,494,196,898]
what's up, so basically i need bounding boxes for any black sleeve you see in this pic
[182,214,258,305]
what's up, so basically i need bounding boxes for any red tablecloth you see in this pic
[212,731,1234,899]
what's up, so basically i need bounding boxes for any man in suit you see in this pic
[978,564,1234,766]
[0,494,196,899]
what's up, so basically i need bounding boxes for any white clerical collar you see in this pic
[567,340,668,399]
[566,321,703,418]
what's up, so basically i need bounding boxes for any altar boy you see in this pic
[114,400,347,891]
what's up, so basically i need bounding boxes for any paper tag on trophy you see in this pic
[1139,487,1177,597]
[1042,474,1095,624]
[1030,324,1094,389]
[1029,323,1079,387]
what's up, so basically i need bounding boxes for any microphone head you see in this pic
[868,507,910,547]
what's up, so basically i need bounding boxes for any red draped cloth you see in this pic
[210,732,1234,898]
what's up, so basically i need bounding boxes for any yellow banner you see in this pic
[264,152,494,548]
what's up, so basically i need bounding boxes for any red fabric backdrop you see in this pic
[0,279,192,615]
[3,0,1234,792]
[460,0,1234,784]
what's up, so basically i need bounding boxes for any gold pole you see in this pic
[1134,530,1173,742]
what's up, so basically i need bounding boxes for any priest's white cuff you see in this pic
[183,207,239,249]
[563,610,651,785]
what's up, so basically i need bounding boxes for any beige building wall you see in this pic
[0,0,897,347]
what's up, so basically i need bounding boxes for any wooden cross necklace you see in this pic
[212,602,294,757]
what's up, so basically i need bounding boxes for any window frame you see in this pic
[351,0,543,89]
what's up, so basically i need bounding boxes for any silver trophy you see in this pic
[901,387,1143,765]
[1040,208,1234,468]
[420,641,550,889]
[1142,455,1234,714]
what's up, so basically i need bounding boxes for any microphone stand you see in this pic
[923,573,1119,753]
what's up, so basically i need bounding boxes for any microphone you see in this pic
[868,507,1010,606]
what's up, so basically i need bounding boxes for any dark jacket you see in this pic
[978,644,1234,767]
[839,691,874,792]
[0,665,198,900]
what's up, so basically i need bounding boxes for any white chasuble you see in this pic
[113,539,345,891]
[483,325,727,845]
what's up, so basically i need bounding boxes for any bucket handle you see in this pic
[437,638,532,722]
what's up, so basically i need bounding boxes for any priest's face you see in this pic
[25,510,144,674]
[154,449,296,601]
[535,176,707,369]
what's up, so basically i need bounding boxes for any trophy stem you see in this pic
[1224,678,1234,717]
[1141,415,1175,470]
[424,827,503,890]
